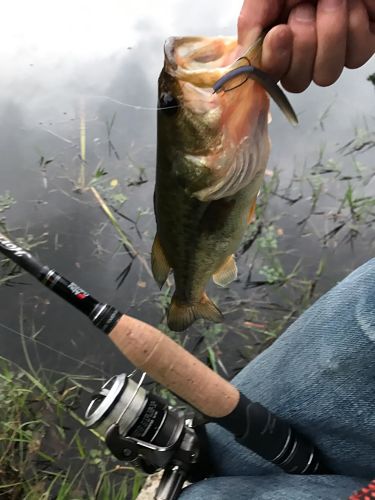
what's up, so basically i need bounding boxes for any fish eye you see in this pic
[159,91,179,115]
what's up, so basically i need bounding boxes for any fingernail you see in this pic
[321,0,344,11]
[292,4,316,22]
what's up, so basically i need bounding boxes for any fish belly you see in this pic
[154,161,260,301]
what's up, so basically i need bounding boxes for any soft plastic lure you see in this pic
[213,63,298,126]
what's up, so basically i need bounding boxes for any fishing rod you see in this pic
[0,232,329,499]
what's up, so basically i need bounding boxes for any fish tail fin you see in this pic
[167,293,223,332]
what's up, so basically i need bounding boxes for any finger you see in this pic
[260,25,293,80]
[346,0,375,68]
[313,0,348,87]
[282,3,317,92]
[238,0,286,45]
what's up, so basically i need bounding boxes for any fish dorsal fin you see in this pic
[213,254,238,287]
[151,234,171,288]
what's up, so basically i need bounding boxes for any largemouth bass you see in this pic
[152,36,297,332]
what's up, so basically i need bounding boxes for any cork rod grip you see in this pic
[109,314,239,418]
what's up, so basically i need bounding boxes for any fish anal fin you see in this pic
[151,234,171,289]
[168,293,223,332]
[213,255,238,287]
[247,198,257,224]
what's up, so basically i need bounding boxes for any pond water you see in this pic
[0,0,374,383]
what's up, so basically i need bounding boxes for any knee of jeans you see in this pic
[323,258,375,346]
[355,280,375,343]
[340,258,375,296]
[291,263,375,377]
[341,258,375,344]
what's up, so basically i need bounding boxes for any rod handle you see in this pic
[214,394,328,474]
[108,315,329,474]
[109,314,239,418]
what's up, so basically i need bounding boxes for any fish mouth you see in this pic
[163,36,297,125]
[164,36,238,88]
[162,37,240,116]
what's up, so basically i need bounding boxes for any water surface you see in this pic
[0,0,374,382]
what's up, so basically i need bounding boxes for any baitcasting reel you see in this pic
[85,373,200,500]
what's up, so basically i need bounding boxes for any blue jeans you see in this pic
[180,259,375,499]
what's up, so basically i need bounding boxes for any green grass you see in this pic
[0,357,144,500]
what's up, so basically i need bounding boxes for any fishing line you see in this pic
[92,95,181,112]
[93,94,224,113]
[92,91,230,113]
[0,320,110,377]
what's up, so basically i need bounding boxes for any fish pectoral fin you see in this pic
[151,234,171,289]
[247,198,257,224]
[213,255,238,287]
[193,138,257,202]
[168,293,223,332]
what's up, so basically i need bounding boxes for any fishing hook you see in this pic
[212,57,253,93]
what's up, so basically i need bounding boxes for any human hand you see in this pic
[238,0,375,92]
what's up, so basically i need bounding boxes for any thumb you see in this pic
[237,0,286,45]
[237,0,312,45]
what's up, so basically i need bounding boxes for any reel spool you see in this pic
[85,373,200,500]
